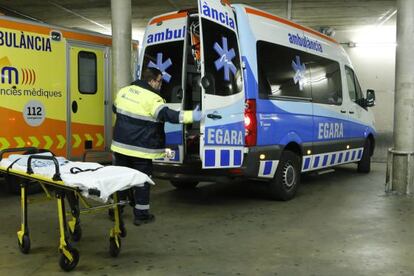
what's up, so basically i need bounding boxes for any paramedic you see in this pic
[111,67,202,226]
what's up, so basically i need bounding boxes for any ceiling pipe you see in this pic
[287,0,292,20]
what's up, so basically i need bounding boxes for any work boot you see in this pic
[133,214,155,226]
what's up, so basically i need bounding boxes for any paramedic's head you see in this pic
[142,67,163,92]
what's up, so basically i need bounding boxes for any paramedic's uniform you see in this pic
[111,79,194,219]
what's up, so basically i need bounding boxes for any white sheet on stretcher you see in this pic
[0,153,154,202]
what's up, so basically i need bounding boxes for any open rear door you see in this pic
[139,12,188,163]
[198,0,245,169]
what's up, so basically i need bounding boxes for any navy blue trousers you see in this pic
[113,152,152,218]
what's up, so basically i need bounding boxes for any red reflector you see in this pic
[229,168,242,174]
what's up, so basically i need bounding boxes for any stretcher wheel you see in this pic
[59,248,79,272]
[70,224,82,242]
[18,235,31,254]
[120,223,127,238]
[109,236,121,257]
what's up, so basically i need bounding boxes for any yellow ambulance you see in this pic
[0,15,137,159]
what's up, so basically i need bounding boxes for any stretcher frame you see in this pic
[0,147,127,271]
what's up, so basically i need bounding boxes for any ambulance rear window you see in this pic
[142,41,184,103]
[201,18,242,96]
[78,51,97,94]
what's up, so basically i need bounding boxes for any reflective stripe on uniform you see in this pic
[154,103,168,119]
[179,111,184,123]
[135,204,150,210]
[180,111,193,124]
[116,107,158,122]
[111,142,165,159]
[112,141,164,154]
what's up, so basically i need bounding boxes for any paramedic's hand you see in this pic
[192,105,202,122]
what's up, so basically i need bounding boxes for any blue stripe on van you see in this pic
[220,150,230,166]
[330,154,336,165]
[263,161,272,175]
[313,156,320,168]
[322,155,329,166]
[337,153,343,163]
[205,150,216,167]
[351,150,356,161]
[345,152,350,162]
[357,149,363,159]
[234,150,242,166]
[303,157,311,170]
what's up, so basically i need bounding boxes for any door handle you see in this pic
[340,110,346,113]
[207,113,222,120]
[349,111,355,114]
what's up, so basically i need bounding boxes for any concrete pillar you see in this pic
[111,0,132,95]
[391,0,414,194]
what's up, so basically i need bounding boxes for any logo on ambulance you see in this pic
[1,66,37,85]
[148,52,172,83]
[291,56,306,91]
[214,37,236,81]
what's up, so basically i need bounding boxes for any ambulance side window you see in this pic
[257,41,312,100]
[257,41,342,105]
[201,18,242,96]
[309,60,342,105]
[78,51,97,94]
[345,66,364,106]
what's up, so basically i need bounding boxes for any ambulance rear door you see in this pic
[198,0,245,169]
[139,12,188,164]
[68,44,107,159]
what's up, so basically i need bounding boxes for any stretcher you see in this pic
[0,147,153,271]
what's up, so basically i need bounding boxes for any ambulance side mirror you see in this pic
[366,89,376,107]
[201,75,215,94]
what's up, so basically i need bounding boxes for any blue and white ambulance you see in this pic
[137,0,376,200]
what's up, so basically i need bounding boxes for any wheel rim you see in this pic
[283,163,296,188]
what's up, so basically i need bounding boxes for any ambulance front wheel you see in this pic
[357,139,371,173]
[268,150,301,201]
[170,180,199,190]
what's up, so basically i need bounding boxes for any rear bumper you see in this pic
[153,145,283,181]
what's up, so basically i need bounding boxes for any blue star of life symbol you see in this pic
[214,37,237,81]
[148,52,172,83]
[291,55,306,91]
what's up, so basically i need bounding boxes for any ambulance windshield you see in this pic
[142,40,184,103]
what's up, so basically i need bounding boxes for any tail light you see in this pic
[244,99,257,147]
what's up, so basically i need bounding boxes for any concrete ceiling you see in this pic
[0,0,397,40]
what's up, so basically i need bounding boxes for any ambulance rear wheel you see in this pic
[170,180,199,190]
[357,139,371,173]
[268,150,300,201]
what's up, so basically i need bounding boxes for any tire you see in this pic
[268,150,301,201]
[170,180,199,190]
[59,248,79,272]
[358,139,371,173]
[18,235,31,254]
[109,237,121,257]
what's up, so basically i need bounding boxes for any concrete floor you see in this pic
[0,162,413,275]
